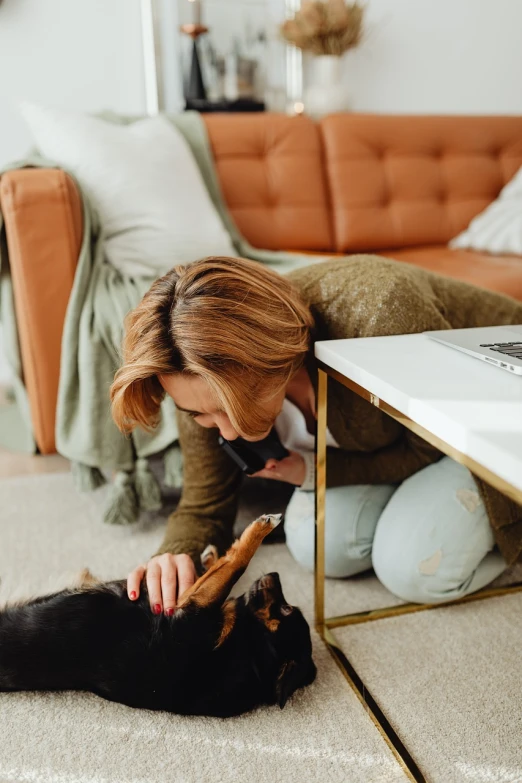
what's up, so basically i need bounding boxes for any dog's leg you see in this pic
[178,514,281,609]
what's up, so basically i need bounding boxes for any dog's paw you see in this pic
[201,544,219,571]
[256,513,282,529]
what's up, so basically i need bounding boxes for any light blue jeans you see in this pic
[284,456,508,604]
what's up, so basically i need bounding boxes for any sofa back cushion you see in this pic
[320,114,522,253]
[203,113,334,252]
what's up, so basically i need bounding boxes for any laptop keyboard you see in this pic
[480,342,522,360]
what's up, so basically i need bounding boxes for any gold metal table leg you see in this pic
[313,362,522,782]
[314,368,327,634]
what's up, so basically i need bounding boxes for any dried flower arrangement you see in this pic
[281,0,364,57]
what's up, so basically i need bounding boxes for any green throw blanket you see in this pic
[0,111,322,525]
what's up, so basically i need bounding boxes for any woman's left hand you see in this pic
[249,450,306,486]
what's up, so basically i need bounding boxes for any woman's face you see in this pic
[158,373,285,442]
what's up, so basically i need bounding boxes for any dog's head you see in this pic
[168,570,316,717]
[167,516,317,716]
[239,571,317,708]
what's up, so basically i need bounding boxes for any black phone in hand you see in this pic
[218,428,289,475]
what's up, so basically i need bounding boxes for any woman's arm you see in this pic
[314,262,452,486]
[153,408,243,564]
[324,431,443,488]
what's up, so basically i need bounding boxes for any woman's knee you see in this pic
[372,457,506,603]
[284,483,396,578]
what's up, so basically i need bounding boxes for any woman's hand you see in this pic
[249,450,306,486]
[127,553,197,616]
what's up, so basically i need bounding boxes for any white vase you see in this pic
[304,55,349,117]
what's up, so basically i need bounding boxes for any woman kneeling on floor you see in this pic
[110,254,522,616]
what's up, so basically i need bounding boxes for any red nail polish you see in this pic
[154,603,161,614]
[130,591,136,600]
[166,608,174,617]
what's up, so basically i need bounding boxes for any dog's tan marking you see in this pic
[45,567,103,593]
[254,601,280,633]
[215,600,237,648]
[74,568,104,588]
[178,514,282,609]
[0,567,104,610]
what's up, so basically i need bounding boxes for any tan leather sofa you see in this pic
[2,112,522,454]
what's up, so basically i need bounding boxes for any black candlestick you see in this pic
[186,39,207,101]
[180,23,209,103]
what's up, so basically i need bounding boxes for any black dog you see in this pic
[0,514,316,717]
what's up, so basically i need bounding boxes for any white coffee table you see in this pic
[314,332,522,783]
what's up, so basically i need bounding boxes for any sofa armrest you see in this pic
[0,168,82,454]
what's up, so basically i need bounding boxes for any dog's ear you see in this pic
[177,514,282,609]
[275,657,317,708]
[275,660,299,709]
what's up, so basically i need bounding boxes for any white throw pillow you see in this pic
[19,102,236,277]
[449,165,522,255]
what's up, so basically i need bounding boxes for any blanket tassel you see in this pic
[71,461,107,491]
[103,470,139,525]
[134,457,162,511]
[163,444,183,488]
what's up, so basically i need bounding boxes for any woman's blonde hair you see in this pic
[110,256,314,438]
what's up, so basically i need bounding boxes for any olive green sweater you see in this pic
[153,255,522,567]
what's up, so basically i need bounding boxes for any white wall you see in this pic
[0,0,146,169]
[1,0,522,382]
[2,0,522,176]
[338,0,522,114]
[0,0,147,382]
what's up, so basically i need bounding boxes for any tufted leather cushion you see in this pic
[321,114,522,253]
[203,113,334,251]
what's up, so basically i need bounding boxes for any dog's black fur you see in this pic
[0,517,316,717]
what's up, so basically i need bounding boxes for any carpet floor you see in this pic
[1,471,521,783]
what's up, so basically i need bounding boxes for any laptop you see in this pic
[424,325,522,375]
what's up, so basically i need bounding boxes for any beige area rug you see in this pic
[0,472,410,783]
[337,593,522,783]
[2,472,522,783]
